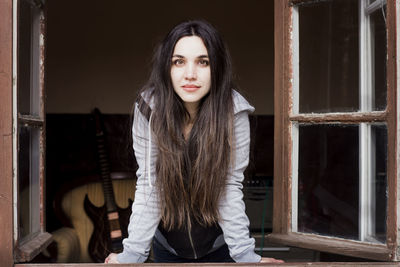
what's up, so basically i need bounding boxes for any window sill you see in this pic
[16,232,52,262]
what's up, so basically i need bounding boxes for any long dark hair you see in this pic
[138,20,235,230]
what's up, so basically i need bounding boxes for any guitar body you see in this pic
[84,194,133,262]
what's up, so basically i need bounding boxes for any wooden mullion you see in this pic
[39,6,45,120]
[18,114,44,127]
[39,114,46,232]
[290,111,387,123]
[385,0,398,260]
[267,233,393,261]
[39,4,46,234]
[273,0,292,235]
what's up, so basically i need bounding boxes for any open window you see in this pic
[14,0,52,262]
[269,0,398,261]
[2,0,399,265]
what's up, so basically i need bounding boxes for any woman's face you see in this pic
[170,36,211,113]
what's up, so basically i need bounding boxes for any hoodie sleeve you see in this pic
[116,103,161,263]
[218,110,261,263]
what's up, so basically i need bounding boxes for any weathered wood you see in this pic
[273,0,292,236]
[0,0,14,266]
[394,0,400,262]
[15,232,53,262]
[18,115,45,127]
[385,0,398,261]
[290,111,387,123]
[267,233,393,262]
[38,6,46,237]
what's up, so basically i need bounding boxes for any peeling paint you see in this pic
[39,33,44,46]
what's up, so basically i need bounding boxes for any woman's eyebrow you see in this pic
[172,54,209,58]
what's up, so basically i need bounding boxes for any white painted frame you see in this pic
[359,0,388,243]
[359,0,374,243]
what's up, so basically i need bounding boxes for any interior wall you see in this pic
[45,0,274,114]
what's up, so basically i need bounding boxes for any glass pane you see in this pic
[18,0,41,116]
[18,125,41,240]
[298,0,359,113]
[297,124,359,239]
[370,6,387,110]
[296,124,388,243]
[370,124,387,243]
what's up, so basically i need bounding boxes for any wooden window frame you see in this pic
[268,0,398,261]
[13,0,51,262]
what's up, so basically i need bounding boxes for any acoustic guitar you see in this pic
[84,108,133,262]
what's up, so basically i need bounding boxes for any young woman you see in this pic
[105,20,282,264]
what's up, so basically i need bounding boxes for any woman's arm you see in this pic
[113,104,161,263]
[218,110,260,263]
[218,111,283,264]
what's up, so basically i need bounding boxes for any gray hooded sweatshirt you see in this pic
[117,90,261,263]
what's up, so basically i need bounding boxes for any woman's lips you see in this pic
[182,85,200,92]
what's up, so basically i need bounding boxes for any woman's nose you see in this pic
[184,63,197,80]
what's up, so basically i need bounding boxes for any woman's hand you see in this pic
[260,257,284,263]
[104,253,120,264]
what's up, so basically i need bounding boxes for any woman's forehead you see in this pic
[173,36,208,57]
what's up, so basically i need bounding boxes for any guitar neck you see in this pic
[95,115,118,213]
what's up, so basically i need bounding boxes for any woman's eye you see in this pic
[173,59,185,66]
[198,59,209,66]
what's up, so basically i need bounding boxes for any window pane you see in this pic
[18,0,41,116]
[297,124,359,239]
[370,124,387,243]
[18,125,41,240]
[298,0,359,113]
[296,124,388,243]
[370,6,387,110]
